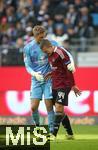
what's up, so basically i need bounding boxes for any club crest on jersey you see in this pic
[52,58,55,62]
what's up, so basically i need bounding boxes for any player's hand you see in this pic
[71,85,82,97]
[44,72,52,80]
[67,63,75,73]
[32,72,44,82]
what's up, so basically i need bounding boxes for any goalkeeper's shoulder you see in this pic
[23,40,34,54]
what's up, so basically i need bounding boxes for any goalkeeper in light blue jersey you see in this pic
[23,25,58,133]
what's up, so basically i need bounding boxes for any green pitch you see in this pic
[0,125,98,150]
[51,125,98,150]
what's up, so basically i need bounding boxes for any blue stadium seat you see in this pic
[91,13,98,26]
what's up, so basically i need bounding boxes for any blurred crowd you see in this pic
[0,0,98,66]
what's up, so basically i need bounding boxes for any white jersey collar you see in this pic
[54,46,57,52]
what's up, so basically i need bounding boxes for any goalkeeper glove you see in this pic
[32,71,44,82]
[67,63,75,73]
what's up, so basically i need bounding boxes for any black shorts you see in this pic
[52,88,71,106]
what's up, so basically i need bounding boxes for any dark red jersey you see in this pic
[48,46,75,89]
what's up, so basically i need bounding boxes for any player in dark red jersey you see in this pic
[40,39,81,140]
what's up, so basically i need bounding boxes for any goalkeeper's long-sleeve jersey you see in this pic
[23,39,58,80]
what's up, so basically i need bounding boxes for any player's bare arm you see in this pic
[71,85,82,97]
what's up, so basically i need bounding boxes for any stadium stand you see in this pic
[0,0,98,66]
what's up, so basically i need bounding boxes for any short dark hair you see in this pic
[33,25,46,36]
[40,39,52,49]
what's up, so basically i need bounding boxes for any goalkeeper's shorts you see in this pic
[30,79,53,100]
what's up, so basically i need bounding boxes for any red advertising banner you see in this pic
[0,67,98,116]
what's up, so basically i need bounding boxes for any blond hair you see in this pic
[33,25,46,36]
